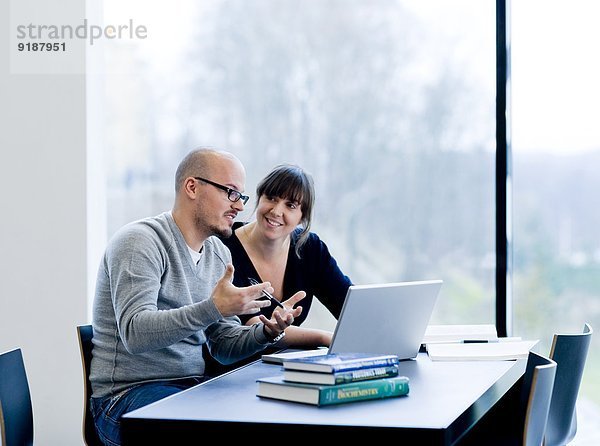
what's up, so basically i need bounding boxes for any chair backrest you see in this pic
[0,348,34,446]
[76,325,104,446]
[544,323,593,446]
[521,351,557,446]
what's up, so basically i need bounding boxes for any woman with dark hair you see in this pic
[224,163,352,348]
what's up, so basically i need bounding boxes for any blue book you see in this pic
[282,352,400,373]
[257,375,409,406]
[283,365,399,385]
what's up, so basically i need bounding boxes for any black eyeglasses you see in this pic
[194,177,249,205]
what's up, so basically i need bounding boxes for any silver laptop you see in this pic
[262,279,443,363]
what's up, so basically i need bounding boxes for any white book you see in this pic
[426,339,538,361]
[423,324,498,344]
[261,348,328,364]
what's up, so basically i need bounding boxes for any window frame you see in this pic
[496,0,511,337]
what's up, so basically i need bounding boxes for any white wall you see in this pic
[0,1,88,444]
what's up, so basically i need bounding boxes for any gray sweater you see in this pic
[90,212,271,398]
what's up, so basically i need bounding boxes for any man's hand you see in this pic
[211,264,274,316]
[260,290,305,339]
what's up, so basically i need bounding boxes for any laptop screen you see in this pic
[329,280,443,360]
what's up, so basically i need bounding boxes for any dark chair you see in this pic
[544,323,593,446]
[76,325,104,446]
[430,349,559,446]
[520,351,557,446]
[0,348,34,446]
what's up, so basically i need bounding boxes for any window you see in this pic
[512,0,600,442]
[101,0,496,328]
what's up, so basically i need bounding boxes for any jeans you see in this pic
[90,378,203,446]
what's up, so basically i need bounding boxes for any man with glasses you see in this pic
[90,148,304,446]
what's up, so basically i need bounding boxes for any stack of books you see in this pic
[256,352,409,406]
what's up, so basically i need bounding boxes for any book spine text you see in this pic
[331,358,399,372]
[319,377,409,406]
[333,366,399,384]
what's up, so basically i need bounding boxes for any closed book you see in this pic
[423,324,499,344]
[257,375,409,406]
[284,365,399,385]
[426,339,539,361]
[261,348,328,364]
[283,352,399,373]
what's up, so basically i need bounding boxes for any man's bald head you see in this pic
[175,148,242,194]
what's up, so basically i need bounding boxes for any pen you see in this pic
[248,277,285,309]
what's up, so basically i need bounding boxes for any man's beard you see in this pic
[194,208,233,239]
[209,224,233,239]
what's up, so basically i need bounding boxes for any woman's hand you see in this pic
[260,291,305,339]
